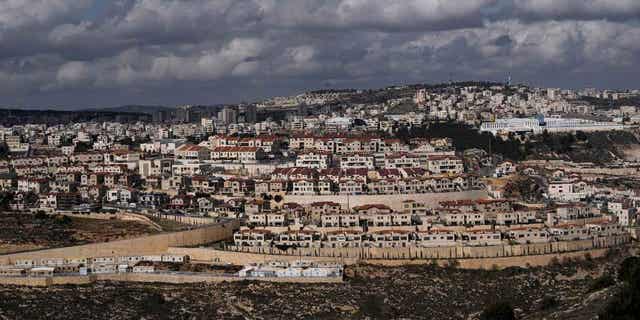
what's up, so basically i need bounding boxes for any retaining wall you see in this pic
[170,235,630,269]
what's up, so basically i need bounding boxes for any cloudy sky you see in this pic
[1,0,639,108]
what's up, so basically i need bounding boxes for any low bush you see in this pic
[480,301,516,320]
[588,274,615,293]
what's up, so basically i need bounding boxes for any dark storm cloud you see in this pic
[0,0,639,107]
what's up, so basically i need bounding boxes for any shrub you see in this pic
[618,256,640,283]
[444,259,460,270]
[480,301,516,320]
[540,295,558,310]
[588,274,615,293]
[359,295,385,318]
[53,214,72,225]
[34,211,48,220]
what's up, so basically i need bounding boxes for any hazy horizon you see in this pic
[1,0,639,108]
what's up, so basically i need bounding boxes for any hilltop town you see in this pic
[1,82,640,319]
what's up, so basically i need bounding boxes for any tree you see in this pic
[480,301,516,320]
[0,191,13,210]
[0,142,9,160]
[54,215,72,225]
[599,257,640,319]
[75,141,92,152]
[118,137,134,146]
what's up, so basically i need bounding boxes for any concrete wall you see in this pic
[171,235,630,269]
[0,220,239,265]
[284,190,488,211]
[223,235,628,260]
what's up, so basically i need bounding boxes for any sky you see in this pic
[0,0,639,109]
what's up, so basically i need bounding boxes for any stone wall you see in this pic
[170,235,630,269]
[0,220,239,265]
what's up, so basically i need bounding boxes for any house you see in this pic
[272,230,322,248]
[139,192,168,208]
[210,146,265,163]
[316,180,332,195]
[402,200,428,215]
[324,230,365,248]
[291,180,316,195]
[169,195,194,210]
[289,135,315,150]
[248,211,288,227]
[426,155,464,175]
[308,201,342,223]
[196,197,214,215]
[355,205,410,227]
[338,178,365,195]
[175,144,210,161]
[17,178,48,193]
[191,176,221,193]
[493,211,537,225]
[547,179,592,201]
[414,230,456,247]
[384,153,422,169]
[507,228,551,244]
[339,153,375,170]
[460,230,502,246]
[607,200,637,226]
[353,204,393,216]
[368,230,412,248]
[245,199,269,215]
[295,151,331,169]
[106,188,136,204]
[69,152,104,164]
[494,161,516,177]
[234,229,273,247]
[547,204,596,225]
[443,212,485,226]
[321,212,360,228]
[586,220,626,237]
[549,224,591,241]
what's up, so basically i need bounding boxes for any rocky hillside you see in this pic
[0,247,637,319]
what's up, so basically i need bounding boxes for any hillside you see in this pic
[0,247,637,319]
